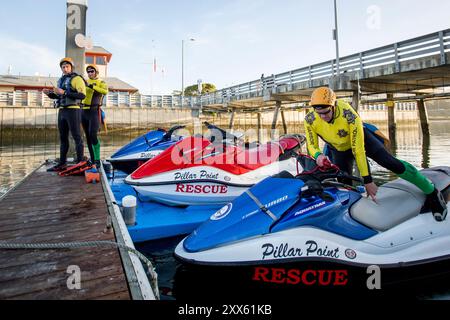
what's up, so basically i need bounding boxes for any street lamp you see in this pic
[333,0,340,76]
[181,38,195,106]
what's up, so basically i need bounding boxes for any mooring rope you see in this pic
[0,240,160,300]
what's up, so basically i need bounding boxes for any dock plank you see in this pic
[0,167,132,300]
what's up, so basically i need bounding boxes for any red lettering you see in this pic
[317,270,333,286]
[286,269,301,285]
[301,270,317,286]
[203,185,211,193]
[185,185,194,193]
[220,185,228,194]
[271,268,286,284]
[211,185,219,193]
[333,270,348,286]
[175,184,185,192]
[194,185,202,193]
[253,267,270,282]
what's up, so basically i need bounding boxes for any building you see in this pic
[85,46,113,78]
[0,46,138,107]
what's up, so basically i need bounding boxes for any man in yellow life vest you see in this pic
[304,87,447,221]
[82,64,108,167]
[44,57,86,172]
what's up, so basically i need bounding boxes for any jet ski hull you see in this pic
[126,158,301,206]
[108,149,164,174]
[174,202,450,298]
[107,127,185,174]
[133,182,249,206]
[173,254,450,300]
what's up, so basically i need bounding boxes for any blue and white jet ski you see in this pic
[174,161,450,299]
[107,125,186,174]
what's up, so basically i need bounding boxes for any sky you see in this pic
[1,0,450,95]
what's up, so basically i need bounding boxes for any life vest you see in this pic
[83,78,108,109]
[56,73,83,108]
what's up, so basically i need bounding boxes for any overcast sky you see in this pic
[1,0,450,94]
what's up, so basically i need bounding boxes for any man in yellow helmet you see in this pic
[44,58,86,172]
[304,87,447,221]
[82,64,108,167]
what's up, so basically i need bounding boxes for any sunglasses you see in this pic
[315,107,332,116]
[87,70,96,73]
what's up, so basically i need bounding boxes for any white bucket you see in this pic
[122,195,137,226]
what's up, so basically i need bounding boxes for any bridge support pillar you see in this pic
[257,112,263,143]
[386,93,397,151]
[417,99,430,136]
[229,109,236,130]
[352,91,360,112]
[271,101,281,139]
[280,109,288,135]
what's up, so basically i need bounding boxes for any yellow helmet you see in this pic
[60,57,74,68]
[310,87,337,107]
[86,64,99,74]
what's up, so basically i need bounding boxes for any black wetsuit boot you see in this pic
[424,188,448,221]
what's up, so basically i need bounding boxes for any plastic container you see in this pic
[85,168,100,184]
[122,195,137,226]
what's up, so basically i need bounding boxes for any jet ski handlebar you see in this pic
[162,125,186,141]
[296,153,363,185]
[204,121,239,144]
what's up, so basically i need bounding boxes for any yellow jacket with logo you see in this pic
[82,78,108,109]
[304,100,370,178]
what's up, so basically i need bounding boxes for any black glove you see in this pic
[88,84,94,89]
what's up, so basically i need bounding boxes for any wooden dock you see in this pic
[0,164,154,300]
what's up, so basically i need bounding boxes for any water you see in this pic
[1,120,450,299]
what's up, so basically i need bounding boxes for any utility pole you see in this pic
[181,38,195,107]
[333,0,340,76]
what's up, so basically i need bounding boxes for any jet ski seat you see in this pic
[237,142,283,170]
[350,168,450,232]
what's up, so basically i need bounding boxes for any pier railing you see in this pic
[1,29,448,109]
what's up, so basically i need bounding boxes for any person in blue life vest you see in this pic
[304,87,447,221]
[44,58,86,172]
[81,64,108,167]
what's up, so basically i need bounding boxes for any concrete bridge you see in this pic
[196,28,450,111]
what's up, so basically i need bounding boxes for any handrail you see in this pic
[1,29,448,109]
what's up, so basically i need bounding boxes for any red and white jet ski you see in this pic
[125,122,306,206]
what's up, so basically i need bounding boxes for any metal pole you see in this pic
[334,0,340,76]
[181,39,184,107]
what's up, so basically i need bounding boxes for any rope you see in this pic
[0,240,160,300]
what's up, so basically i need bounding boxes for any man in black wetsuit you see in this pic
[44,57,86,172]
[82,64,108,167]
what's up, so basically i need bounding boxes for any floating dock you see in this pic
[0,164,157,300]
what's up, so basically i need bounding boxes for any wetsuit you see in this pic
[82,78,108,163]
[304,100,435,195]
[48,73,86,164]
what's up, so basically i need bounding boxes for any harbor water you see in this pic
[1,119,450,299]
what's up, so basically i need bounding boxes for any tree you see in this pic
[183,83,217,96]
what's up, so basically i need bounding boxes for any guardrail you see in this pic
[198,29,450,105]
[1,29,448,109]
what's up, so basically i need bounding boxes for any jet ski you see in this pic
[125,122,306,206]
[107,125,186,174]
[173,160,450,299]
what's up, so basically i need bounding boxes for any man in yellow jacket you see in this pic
[44,57,86,171]
[82,64,108,167]
[304,87,447,221]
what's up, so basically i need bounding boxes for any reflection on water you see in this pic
[2,120,450,196]
[1,120,450,299]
